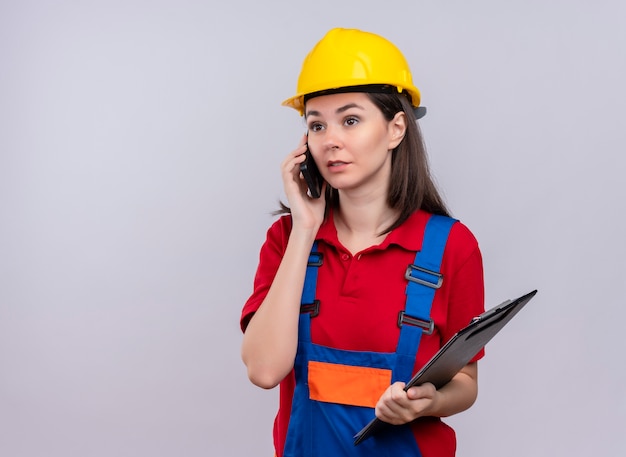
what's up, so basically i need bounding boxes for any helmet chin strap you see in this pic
[414,106,427,119]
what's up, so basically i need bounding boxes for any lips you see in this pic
[326,160,350,173]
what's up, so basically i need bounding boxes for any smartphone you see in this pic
[300,145,323,198]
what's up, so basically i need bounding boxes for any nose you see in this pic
[321,124,342,151]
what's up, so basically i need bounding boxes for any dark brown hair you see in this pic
[275,90,450,233]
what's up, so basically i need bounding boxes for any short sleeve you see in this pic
[240,216,292,331]
[441,222,485,361]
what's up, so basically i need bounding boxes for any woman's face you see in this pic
[305,92,406,198]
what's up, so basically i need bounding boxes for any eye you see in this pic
[344,116,359,126]
[308,122,324,132]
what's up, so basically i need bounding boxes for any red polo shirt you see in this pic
[241,209,484,457]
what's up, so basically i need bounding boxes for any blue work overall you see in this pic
[283,215,456,457]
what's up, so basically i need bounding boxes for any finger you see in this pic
[406,383,436,400]
[291,135,308,159]
[406,386,426,400]
[389,382,407,402]
[378,384,408,416]
[376,400,410,425]
[281,147,307,175]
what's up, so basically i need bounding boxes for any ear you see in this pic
[388,111,407,150]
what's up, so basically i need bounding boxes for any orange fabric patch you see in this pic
[308,361,392,408]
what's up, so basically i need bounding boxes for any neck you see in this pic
[334,191,399,254]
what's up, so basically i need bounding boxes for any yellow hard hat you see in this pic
[282,28,421,115]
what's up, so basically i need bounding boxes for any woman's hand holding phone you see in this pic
[299,146,323,199]
[281,135,326,232]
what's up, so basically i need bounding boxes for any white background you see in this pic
[1,1,625,456]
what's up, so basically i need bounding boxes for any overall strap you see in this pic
[394,214,457,383]
[299,241,323,343]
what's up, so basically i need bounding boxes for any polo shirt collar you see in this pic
[316,208,431,253]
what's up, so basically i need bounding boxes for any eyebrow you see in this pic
[306,103,365,118]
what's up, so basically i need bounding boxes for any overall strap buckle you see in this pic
[308,252,323,267]
[301,247,323,318]
[405,264,443,289]
[300,300,320,317]
[397,311,434,335]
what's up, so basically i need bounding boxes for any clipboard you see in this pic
[353,289,538,445]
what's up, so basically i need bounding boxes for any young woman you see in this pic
[240,28,485,457]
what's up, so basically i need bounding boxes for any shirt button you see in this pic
[341,253,350,261]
